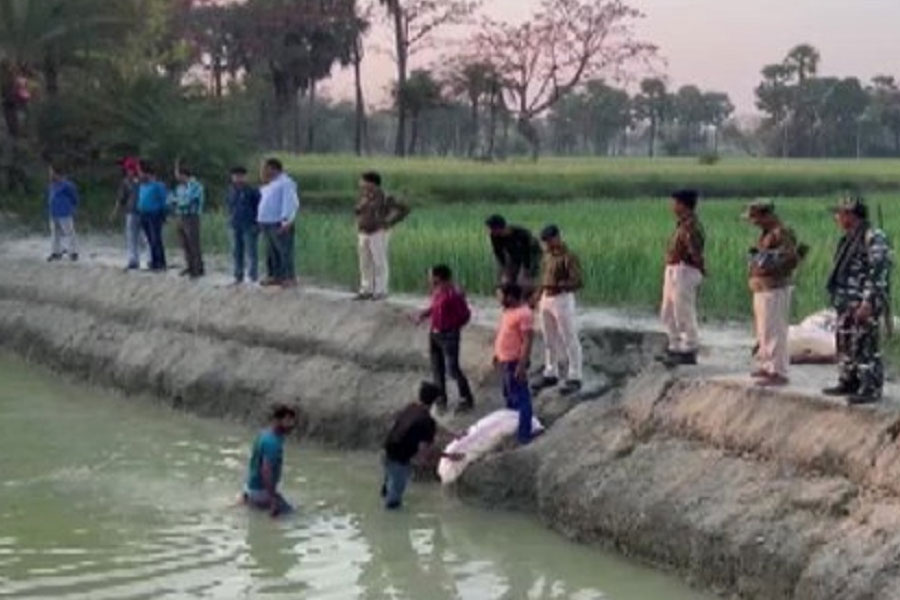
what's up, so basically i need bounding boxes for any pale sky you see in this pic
[324,0,900,115]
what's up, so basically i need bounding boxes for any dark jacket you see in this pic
[748,221,801,292]
[227,183,262,227]
[491,225,542,282]
[666,212,706,274]
[539,244,584,295]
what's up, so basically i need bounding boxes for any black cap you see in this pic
[540,224,561,241]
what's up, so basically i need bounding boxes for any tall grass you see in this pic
[279,155,900,205]
[198,194,898,323]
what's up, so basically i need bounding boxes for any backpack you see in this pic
[445,288,472,331]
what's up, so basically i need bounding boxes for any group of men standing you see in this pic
[659,190,892,405]
[107,157,299,286]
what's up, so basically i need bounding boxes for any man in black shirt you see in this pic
[485,214,543,290]
[382,382,462,509]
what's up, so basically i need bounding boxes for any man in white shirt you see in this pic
[257,158,300,288]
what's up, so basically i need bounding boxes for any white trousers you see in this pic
[753,287,792,377]
[358,230,390,296]
[660,264,703,352]
[50,217,77,256]
[540,292,583,381]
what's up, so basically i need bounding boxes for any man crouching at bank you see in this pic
[823,197,893,405]
[243,404,297,518]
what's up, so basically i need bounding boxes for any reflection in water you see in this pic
[0,354,708,600]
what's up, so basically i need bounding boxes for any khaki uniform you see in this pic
[355,188,410,296]
[661,213,705,353]
[538,244,584,382]
[749,222,800,378]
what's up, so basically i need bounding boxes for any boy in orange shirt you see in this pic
[493,283,535,444]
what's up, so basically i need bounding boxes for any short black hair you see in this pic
[271,403,297,420]
[672,189,699,210]
[178,166,193,177]
[485,214,507,230]
[431,264,452,281]
[141,162,156,175]
[419,381,443,406]
[230,166,248,175]
[265,158,283,172]
[540,224,560,241]
[499,282,523,301]
[361,171,382,187]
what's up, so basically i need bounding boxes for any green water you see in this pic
[0,355,710,600]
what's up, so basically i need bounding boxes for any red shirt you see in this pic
[429,285,470,332]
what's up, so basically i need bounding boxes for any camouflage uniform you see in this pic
[827,221,892,395]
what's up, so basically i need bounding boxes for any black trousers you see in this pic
[177,214,204,277]
[429,330,474,405]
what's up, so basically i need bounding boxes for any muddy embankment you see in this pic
[4,256,900,599]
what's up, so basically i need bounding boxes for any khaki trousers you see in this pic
[660,264,703,352]
[753,286,793,377]
[358,230,390,296]
[539,292,583,381]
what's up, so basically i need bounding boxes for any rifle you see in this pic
[878,203,894,339]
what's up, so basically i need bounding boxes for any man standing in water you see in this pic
[258,158,300,288]
[745,200,802,387]
[659,189,705,366]
[485,215,542,292]
[355,171,410,301]
[243,404,298,518]
[823,197,892,404]
[383,382,463,510]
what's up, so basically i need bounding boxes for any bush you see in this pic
[698,153,721,166]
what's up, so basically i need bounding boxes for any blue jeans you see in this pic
[502,361,533,444]
[232,222,259,282]
[261,223,295,282]
[382,458,412,509]
[140,212,166,270]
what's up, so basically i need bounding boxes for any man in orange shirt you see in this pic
[493,282,535,444]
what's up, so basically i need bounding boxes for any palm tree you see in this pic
[394,69,443,155]
[379,0,408,156]
[784,44,820,83]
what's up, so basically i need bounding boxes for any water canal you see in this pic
[0,354,711,600]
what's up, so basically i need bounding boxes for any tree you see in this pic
[783,43,820,83]
[394,68,443,155]
[672,84,705,154]
[755,62,794,157]
[870,75,900,155]
[474,0,653,159]
[235,0,362,150]
[701,92,734,153]
[633,77,669,157]
[445,58,498,157]
[351,1,372,156]
[379,0,480,157]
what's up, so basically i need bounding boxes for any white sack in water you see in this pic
[438,409,544,485]
[788,309,836,363]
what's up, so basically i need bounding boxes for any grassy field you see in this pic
[198,194,899,325]
[279,155,900,205]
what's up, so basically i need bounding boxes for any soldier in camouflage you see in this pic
[823,197,892,404]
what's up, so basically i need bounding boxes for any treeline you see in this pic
[2,0,900,195]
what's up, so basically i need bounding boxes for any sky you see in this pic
[324,0,900,115]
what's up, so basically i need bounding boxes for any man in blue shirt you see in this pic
[172,166,205,279]
[137,164,169,272]
[226,166,262,285]
[257,158,300,287]
[46,164,79,262]
[243,404,298,518]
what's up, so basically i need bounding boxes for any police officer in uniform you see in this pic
[823,197,892,405]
